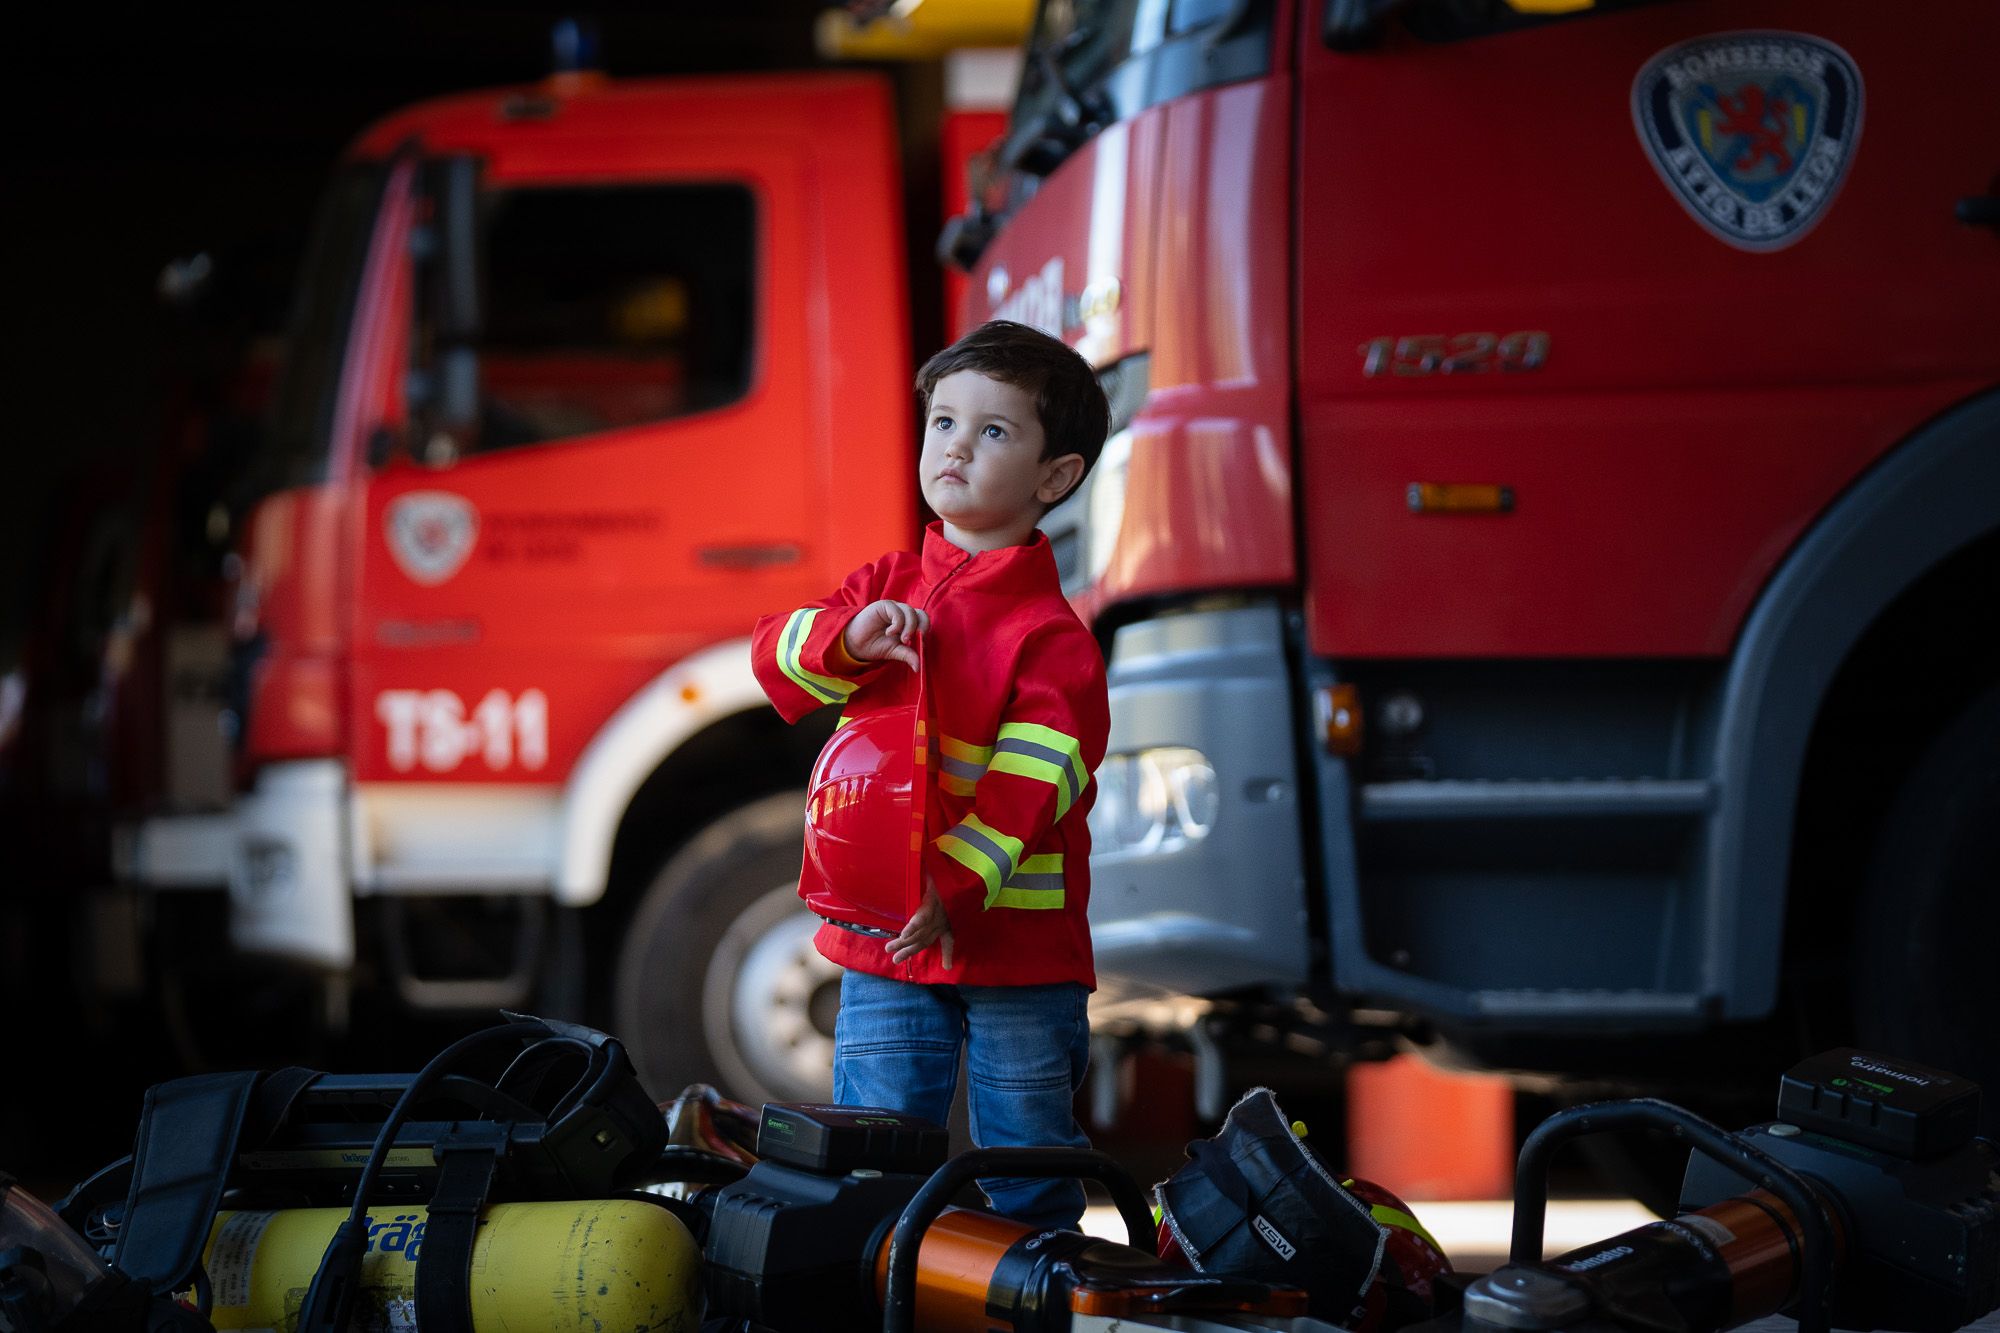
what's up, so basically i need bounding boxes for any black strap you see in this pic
[247,1067,320,1140]
[414,1125,505,1333]
[113,1073,259,1295]
[113,1066,323,1297]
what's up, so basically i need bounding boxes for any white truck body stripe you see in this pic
[557,636,765,904]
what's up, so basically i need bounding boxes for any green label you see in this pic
[1829,1075,1896,1096]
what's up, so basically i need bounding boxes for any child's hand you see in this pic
[845,599,930,671]
[888,877,955,969]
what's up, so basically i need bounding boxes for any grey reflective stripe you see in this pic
[783,612,838,704]
[940,754,987,782]
[946,819,1017,883]
[1003,872,1064,894]
[994,736,1081,804]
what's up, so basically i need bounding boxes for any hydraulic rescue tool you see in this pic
[694,1101,1323,1333]
[1404,1048,2000,1333]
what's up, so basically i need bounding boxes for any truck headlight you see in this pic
[1085,427,1132,582]
[1090,746,1218,854]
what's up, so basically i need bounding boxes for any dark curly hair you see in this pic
[916,320,1110,506]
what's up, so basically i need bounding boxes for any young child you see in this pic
[750,319,1111,1231]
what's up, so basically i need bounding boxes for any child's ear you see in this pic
[1037,453,1086,505]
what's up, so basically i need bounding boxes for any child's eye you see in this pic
[932,415,954,432]
[982,423,1006,440]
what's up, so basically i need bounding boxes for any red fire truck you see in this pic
[109,60,936,1097]
[114,0,1997,1134]
[942,0,1999,1127]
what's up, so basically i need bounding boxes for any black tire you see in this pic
[1851,683,2000,1136]
[612,792,841,1106]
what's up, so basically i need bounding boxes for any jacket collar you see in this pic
[920,519,1058,593]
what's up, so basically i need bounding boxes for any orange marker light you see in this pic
[1407,482,1515,514]
[1316,684,1363,756]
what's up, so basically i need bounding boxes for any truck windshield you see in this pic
[1009,0,1142,170]
[1001,0,1269,193]
[248,163,388,499]
[1016,0,1142,122]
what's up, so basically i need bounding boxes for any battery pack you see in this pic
[754,1104,949,1176]
[1777,1048,1981,1160]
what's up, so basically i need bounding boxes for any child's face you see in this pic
[919,370,1079,540]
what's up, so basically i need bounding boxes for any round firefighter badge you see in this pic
[1632,31,1863,253]
[386,490,479,586]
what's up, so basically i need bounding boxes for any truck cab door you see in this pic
[343,117,844,889]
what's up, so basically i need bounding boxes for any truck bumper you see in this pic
[122,760,356,970]
[122,812,234,886]
[123,763,568,984]
[1087,603,1311,1000]
[229,760,354,969]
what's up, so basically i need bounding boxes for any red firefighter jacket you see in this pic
[751,522,1108,988]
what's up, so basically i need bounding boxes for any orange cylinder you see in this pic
[1346,1054,1515,1200]
[870,1207,1034,1333]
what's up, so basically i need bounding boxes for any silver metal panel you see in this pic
[1088,603,1310,994]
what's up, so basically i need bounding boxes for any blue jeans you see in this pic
[833,970,1093,1231]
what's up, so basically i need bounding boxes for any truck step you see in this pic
[1470,988,1708,1019]
[1359,778,1714,822]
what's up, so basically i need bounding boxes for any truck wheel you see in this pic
[1851,683,2000,1135]
[612,792,840,1106]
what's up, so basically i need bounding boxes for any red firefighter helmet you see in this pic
[801,705,922,932]
[1339,1174,1454,1333]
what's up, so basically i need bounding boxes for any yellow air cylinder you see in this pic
[198,1199,702,1332]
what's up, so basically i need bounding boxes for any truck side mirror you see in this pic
[411,154,485,463]
[431,155,483,346]
[937,209,995,273]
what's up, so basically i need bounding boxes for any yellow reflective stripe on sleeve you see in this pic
[988,750,1076,820]
[940,735,994,764]
[997,721,1083,757]
[778,608,857,706]
[991,854,1064,909]
[991,722,1088,821]
[936,813,1025,907]
[991,885,1064,908]
[937,734,993,799]
[996,721,1088,795]
[937,836,999,898]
